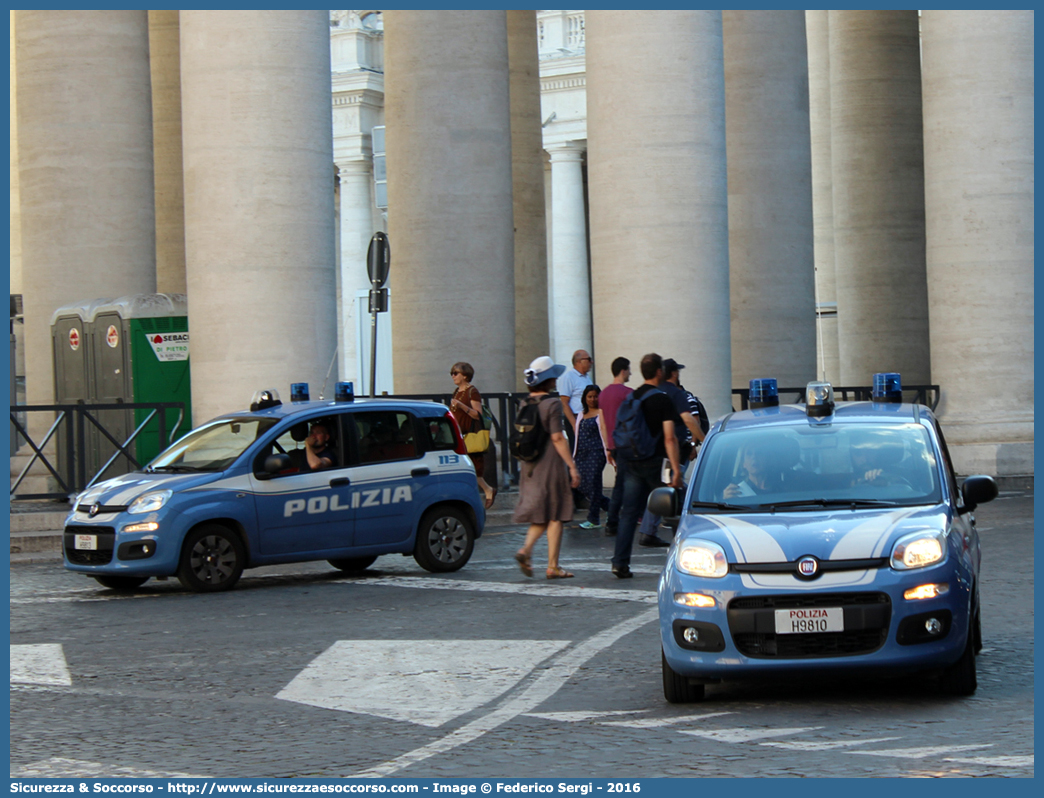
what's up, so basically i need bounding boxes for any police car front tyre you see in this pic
[662,649,705,703]
[94,575,149,591]
[328,556,378,573]
[177,524,245,593]
[938,628,977,696]
[413,507,475,573]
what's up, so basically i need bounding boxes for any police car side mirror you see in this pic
[960,475,998,512]
[648,487,680,518]
[264,454,292,475]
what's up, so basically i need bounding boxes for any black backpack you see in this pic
[510,396,554,463]
[688,392,710,435]
[612,389,665,461]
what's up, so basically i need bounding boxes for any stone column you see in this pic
[9,11,21,299]
[921,10,1034,477]
[15,10,157,410]
[148,10,187,294]
[723,10,816,390]
[586,10,732,416]
[805,10,840,384]
[180,11,336,424]
[829,10,930,386]
[508,9,550,387]
[547,143,591,366]
[384,11,515,393]
[336,158,376,387]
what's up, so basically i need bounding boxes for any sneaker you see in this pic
[579,521,602,530]
[611,565,633,579]
[639,534,670,548]
[604,525,618,538]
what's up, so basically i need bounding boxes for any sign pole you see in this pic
[365,232,391,397]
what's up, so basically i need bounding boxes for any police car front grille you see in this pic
[733,629,887,658]
[727,592,891,659]
[64,527,116,565]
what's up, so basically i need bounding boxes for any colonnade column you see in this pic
[507,10,550,388]
[547,143,591,366]
[180,11,336,423]
[9,11,21,300]
[15,10,157,410]
[829,10,930,386]
[148,10,187,294]
[336,159,377,388]
[723,10,816,389]
[383,11,515,393]
[586,10,732,415]
[921,11,1034,476]
[805,10,840,384]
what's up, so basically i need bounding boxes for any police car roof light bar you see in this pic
[749,378,779,409]
[872,372,903,403]
[250,389,282,411]
[290,383,310,402]
[805,381,835,417]
[335,381,355,402]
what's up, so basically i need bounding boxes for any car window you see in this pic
[255,416,342,476]
[150,417,278,472]
[692,423,942,508]
[352,411,420,464]
[424,415,458,452]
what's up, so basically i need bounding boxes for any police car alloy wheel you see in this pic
[93,575,150,591]
[177,524,246,593]
[328,556,378,574]
[413,506,475,573]
[661,648,705,703]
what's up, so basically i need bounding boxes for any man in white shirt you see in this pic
[558,349,593,435]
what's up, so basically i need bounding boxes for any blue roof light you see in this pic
[872,372,903,403]
[290,383,310,402]
[749,378,779,409]
[335,381,355,402]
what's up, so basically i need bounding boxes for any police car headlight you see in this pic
[128,490,173,515]
[677,541,729,578]
[890,530,947,570]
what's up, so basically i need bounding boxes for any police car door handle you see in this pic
[411,467,431,478]
[329,477,351,487]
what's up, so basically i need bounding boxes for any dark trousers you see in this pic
[612,457,664,569]
[606,454,628,529]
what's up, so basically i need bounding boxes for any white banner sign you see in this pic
[147,332,189,362]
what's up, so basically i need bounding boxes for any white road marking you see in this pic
[358,576,657,604]
[11,757,203,778]
[351,607,659,777]
[761,737,902,751]
[850,744,993,759]
[10,644,72,686]
[681,726,822,743]
[11,592,166,605]
[944,755,1034,768]
[277,639,569,728]
[525,710,650,722]
[601,712,734,728]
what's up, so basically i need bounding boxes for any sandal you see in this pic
[514,551,533,578]
[484,488,498,510]
[546,567,574,580]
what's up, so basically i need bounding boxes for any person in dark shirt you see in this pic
[288,422,337,472]
[610,353,682,579]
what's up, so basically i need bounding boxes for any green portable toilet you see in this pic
[88,293,192,476]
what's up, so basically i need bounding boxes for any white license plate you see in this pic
[774,607,844,634]
[74,534,98,551]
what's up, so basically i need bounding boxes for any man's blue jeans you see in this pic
[612,457,664,569]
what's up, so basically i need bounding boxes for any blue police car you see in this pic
[652,374,998,701]
[63,386,485,592]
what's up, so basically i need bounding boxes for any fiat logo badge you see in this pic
[88,504,100,518]
[797,556,819,578]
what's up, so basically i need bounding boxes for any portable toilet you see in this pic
[88,293,191,478]
[51,298,113,488]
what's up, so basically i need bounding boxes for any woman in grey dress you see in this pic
[513,356,581,579]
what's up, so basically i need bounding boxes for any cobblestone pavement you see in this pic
[9,491,1033,778]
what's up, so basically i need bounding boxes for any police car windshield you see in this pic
[148,417,279,472]
[692,423,943,510]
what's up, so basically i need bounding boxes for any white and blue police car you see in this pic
[652,374,998,701]
[63,383,485,592]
